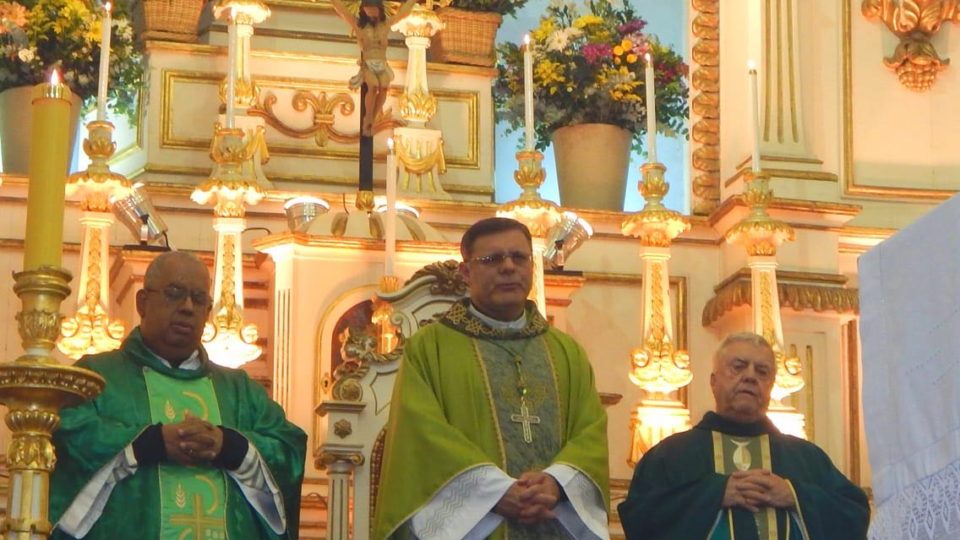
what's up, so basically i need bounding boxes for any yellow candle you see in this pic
[24,71,72,270]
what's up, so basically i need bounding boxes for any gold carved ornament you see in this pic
[628,264,692,394]
[862,0,960,91]
[59,227,125,358]
[193,125,268,218]
[407,260,468,297]
[725,173,795,256]
[203,235,259,348]
[248,91,405,147]
[396,136,447,194]
[690,0,721,214]
[322,327,404,403]
[398,87,438,124]
[66,121,132,212]
[316,450,365,470]
[499,150,561,237]
[622,162,690,247]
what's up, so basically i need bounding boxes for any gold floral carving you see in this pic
[333,419,353,438]
[193,125,268,217]
[398,87,438,124]
[690,0,721,214]
[407,260,468,297]
[248,91,404,147]
[701,270,860,326]
[862,0,960,91]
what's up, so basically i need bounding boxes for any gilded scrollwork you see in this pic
[690,0,721,214]
[407,260,468,297]
[396,136,447,194]
[249,91,404,147]
[862,0,960,91]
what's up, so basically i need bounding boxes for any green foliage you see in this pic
[0,0,145,123]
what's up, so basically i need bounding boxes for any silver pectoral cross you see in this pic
[510,401,541,444]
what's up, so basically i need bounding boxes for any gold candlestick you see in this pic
[0,78,105,540]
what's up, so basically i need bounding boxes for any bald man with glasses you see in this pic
[50,251,306,540]
[374,217,610,540]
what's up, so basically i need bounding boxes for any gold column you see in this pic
[0,78,105,539]
[58,121,131,359]
[191,126,267,367]
[622,162,692,465]
[725,171,805,437]
[497,150,561,316]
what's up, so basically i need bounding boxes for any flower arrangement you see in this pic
[0,0,144,122]
[446,0,527,17]
[494,0,689,152]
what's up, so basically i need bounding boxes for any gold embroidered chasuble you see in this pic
[373,299,609,540]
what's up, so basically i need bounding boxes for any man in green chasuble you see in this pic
[49,251,307,539]
[373,217,610,539]
[618,333,869,539]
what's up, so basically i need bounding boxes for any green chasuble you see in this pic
[373,299,609,540]
[617,412,870,540]
[49,328,307,540]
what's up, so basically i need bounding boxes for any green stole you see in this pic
[708,430,804,540]
[143,367,229,539]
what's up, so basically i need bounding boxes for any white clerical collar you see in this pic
[468,303,527,331]
[146,347,202,371]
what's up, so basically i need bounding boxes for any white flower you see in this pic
[546,27,582,52]
[78,74,91,85]
[17,47,34,62]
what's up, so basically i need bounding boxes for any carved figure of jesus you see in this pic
[329,0,419,136]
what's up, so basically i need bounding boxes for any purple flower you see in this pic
[583,43,612,65]
[617,19,646,35]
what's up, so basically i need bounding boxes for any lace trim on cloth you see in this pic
[439,299,548,340]
[419,467,487,537]
[870,461,960,540]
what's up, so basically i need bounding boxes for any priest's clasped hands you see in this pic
[722,469,796,513]
[494,471,563,525]
[161,411,224,466]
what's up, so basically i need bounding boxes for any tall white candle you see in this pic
[523,34,535,151]
[96,2,112,121]
[226,10,237,129]
[385,138,397,277]
[644,53,657,163]
[748,60,761,173]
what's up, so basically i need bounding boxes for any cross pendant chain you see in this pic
[510,399,541,444]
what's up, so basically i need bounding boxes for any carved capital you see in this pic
[862,0,960,91]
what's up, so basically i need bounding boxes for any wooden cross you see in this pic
[510,401,541,444]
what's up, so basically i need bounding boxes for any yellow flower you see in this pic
[573,15,603,29]
[532,19,555,42]
[613,45,624,56]
[627,53,638,64]
[621,39,633,51]
[614,57,622,65]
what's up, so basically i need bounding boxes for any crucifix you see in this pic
[510,400,541,444]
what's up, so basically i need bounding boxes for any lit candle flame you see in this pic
[645,52,651,63]
[747,59,757,72]
[104,1,111,12]
[524,34,530,47]
[50,70,60,86]
[387,137,394,152]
